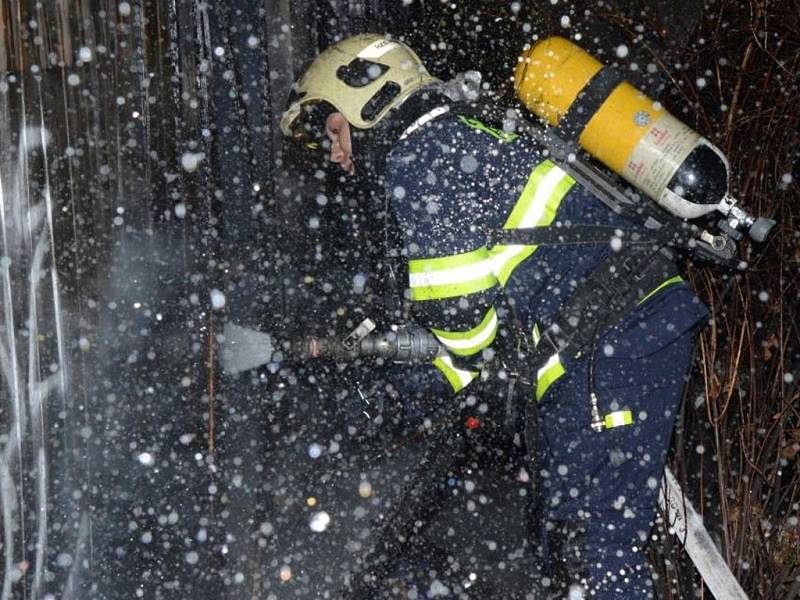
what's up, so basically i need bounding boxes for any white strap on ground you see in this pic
[660,467,749,599]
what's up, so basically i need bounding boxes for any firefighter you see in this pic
[281,33,708,599]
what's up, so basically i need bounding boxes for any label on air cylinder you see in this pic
[622,113,701,201]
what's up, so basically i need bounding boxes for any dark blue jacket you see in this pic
[385,111,706,398]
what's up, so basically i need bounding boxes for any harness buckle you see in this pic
[589,392,605,432]
[341,318,377,352]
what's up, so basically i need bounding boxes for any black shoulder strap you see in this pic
[529,245,678,362]
[486,224,671,248]
[552,67,624,143]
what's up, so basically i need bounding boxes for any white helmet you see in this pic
[280,33,439,142]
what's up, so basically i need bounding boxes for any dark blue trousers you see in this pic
[537,285,706,598]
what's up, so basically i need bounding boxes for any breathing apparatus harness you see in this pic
[322,89,744,491]
[336,90,734,432]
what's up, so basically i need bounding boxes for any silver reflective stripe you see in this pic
[490,244,532,277]
[535,352,565,401]
[409,248,498,301]
[536,353,561,381]
[491,161,575,285]
[532,323,541,346]
[515,165,573,228]
[400,106,451,140]
[433,355,478,392]
[408,257,494,288]
[433,308,498,357]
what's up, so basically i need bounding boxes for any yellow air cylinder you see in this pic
[515,37,717,217]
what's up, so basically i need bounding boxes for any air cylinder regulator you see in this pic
[514,36,775,243]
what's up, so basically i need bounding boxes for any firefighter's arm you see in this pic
[387,116,506,394]
[407,247,501,394]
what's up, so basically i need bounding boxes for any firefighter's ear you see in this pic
[325,112,355,174]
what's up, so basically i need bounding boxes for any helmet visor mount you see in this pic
[360,81,401,122]
[284,78,401,154]
[284,96,336,153]
[335,58,389,87]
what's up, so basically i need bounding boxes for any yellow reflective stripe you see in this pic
[431,308,498,357]
[535,353,565,401]
[638,275,683,305]
[409,247,489,274]
[491,160,575,286]
[505,161,560,228]
[410,273,496,301]
[458,115,519,142]
[489,245,536,287]
[409,247,498,301]
[532,323,541,346]
[433,355,478,393]
[604,410,633,429]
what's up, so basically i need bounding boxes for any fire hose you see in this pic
[220,320,443,375]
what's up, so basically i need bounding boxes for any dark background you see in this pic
[0,0,796,598]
